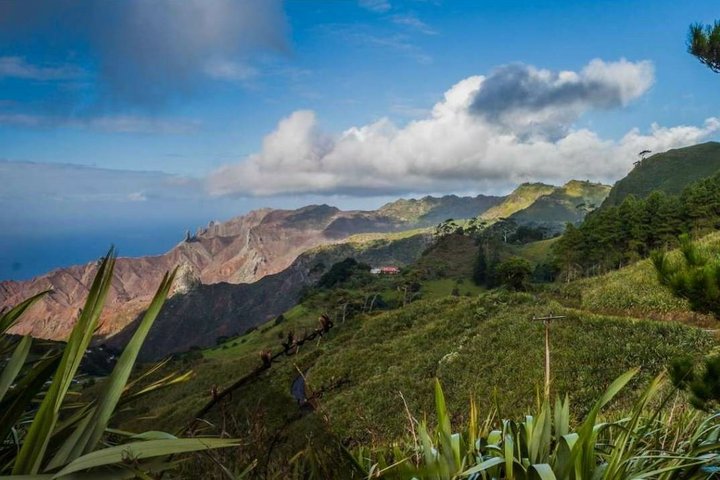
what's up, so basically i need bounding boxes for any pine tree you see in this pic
[689,21,720,73]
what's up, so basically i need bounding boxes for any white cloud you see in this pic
[391,14,437,35]
[204,59,259,82]
[207,59,719,197]
[359,0,391,13]
[0,113,199,134]
[0,56,84,81]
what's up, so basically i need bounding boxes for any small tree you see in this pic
[472,245,488,286]
[689,21,720,73]
[651,234,720,316]
[496,256,533,291]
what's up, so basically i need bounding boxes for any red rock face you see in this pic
[0,205,402,342]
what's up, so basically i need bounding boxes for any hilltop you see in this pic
[378,194,502,224]
[480,182,556,221]
[509,180,611,231]
[603,141,720,206]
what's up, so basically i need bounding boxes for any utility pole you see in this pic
[532,313,567,400]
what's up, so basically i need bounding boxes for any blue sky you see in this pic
[1,0,719,280]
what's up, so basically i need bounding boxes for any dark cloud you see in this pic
[468,60,654,137]
[470,65,613,115]
[0,0,289,107]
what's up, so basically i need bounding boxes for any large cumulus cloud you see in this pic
[207,59,719,196]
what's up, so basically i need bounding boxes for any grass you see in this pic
[509,181,610,227]
[511,237,559,265]
[305,292,714,444]
[557,232,720,328]
[420,278,484,298]
[122,290,714,456]
[344,227,431,244]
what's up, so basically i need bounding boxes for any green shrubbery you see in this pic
[340,371,720,479]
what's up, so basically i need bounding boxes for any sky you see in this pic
[1,0,719,280]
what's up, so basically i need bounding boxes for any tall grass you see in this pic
[342,371,720,479]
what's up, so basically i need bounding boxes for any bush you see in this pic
[495,256,533,291]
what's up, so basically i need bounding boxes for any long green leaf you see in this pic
[0,336,32,401]
[13,250,116,475]
[0,353,60,446]
[461,456,504,476]
[0,290,49,334]
[53,269,176,467]
[529,463,557,480]
[52,438,239,478]
[570,368,637,478]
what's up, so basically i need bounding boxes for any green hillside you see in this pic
[119,291,714,471]
[510,180,611,229]
[112,230,720,475]
[560,232,720,328]
[511,237,559,265]
[480,182,556,221]
[378,193,502,224]
[603,142,720,206]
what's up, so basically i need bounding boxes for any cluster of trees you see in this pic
[316,258,372,289]
[553,172,720,279]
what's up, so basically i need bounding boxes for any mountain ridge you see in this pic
[0,180,609,352]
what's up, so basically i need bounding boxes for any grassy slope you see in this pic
[510,181,611,226]
[413,233,478,279]
[377,195,502,224]
[557,232,720,328]
[121,289,714,450]
[511,237,559,265]
[119,231,719,453]
[307,293,713,442]
[603,141,720,206]
[480,183,556,221]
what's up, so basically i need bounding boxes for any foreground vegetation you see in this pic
[344,370,720,479]
[0,251,236,478]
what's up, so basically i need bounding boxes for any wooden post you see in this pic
[544,319,550,399]
[532,314,567,400]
